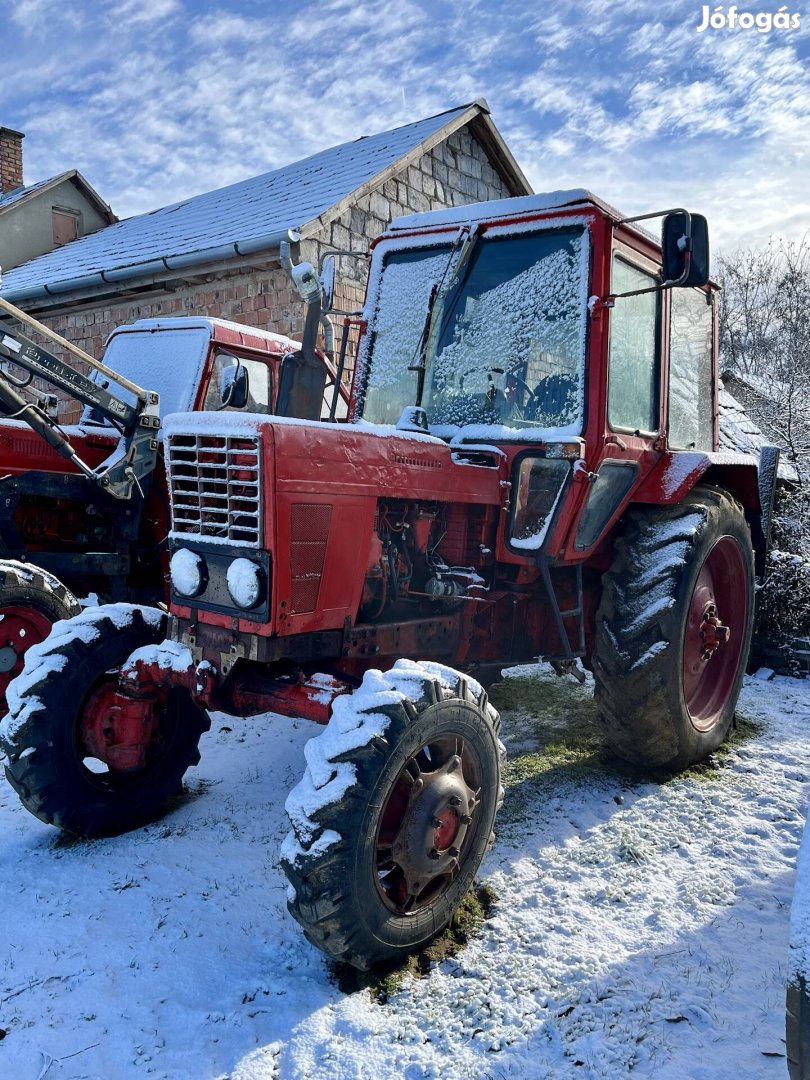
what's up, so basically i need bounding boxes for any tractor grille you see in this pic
[290,503,331,613]
[167,432,262,547]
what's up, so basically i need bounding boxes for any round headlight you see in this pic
[227,558,264,609]
[170,548,207,598]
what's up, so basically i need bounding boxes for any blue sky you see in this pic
[0,0,808,250]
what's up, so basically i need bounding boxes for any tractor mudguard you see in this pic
[632,449,762,511]
[631,448,775,578]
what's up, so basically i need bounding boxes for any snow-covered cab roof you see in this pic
[387,189,621,234]
[108,316,301,356]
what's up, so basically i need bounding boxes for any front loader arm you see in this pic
[0,296,160,500]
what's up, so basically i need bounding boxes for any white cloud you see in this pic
[0,0,806,251]
[7,0,75,31]
[106,0,182,26]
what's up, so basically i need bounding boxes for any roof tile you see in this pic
[1,106,471,302]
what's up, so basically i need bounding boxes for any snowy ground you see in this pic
[0,665,807,1080]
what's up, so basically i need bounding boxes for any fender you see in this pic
[632,448,779,578]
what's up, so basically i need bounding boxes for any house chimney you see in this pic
[0,127,25,193]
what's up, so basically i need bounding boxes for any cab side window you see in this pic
[203,353,273,413]
[608,258,659,434]
[669,288,714,450]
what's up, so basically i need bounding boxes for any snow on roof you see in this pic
[0,170,114,224]
[723,367,790,403]
[115,316,301,353]
[390,189,598,232]
[718,381,797,481]
[0,175,56,213]
[0,105,478,305]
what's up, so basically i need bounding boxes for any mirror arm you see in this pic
[591,268,693,314]
[593,206,695,314]
[616,206,694,287]
[617,206,690,225]
[592,281,664,312]
[318,248,371,271]
[660,248,692,289]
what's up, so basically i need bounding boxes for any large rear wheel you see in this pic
[592,486,755,770]
[0,604,210,836]
[282,659,505,969]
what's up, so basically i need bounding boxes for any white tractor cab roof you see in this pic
[108,316,302,354]
[388,188,655,244]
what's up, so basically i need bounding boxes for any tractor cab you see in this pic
[84,315,341,422]
[348,191,732,567]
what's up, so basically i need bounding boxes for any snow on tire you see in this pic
[592,485,755,771]
[0,603,210,837]
[0,559,80,713]
[281,659,505,970]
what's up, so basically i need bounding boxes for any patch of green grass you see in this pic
[332,882,499,1003]
[731,712,765,743]
[499,737,611,830]
[505,734,602,778]
[495,672,766,794]
[489,672,591,714]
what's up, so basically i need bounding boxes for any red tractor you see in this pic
[0,278,339,708]
[1,190,777,970]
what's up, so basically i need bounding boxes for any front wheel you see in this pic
[281,659,505,969]
[0,604,210,836]
[592,486,755,770]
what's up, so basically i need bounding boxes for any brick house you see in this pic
[0,127,115,271]
[0,100,530,418]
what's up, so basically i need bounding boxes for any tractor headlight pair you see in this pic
[169,548,264,610]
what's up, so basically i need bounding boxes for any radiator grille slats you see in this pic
[167,433,262,547]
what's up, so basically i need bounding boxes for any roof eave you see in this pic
[0,226,301,308]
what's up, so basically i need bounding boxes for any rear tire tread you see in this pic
[592,486,755,770]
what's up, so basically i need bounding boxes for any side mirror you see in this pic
[662,211,710,287]
[319,255,336,312]
[220,361,249,409]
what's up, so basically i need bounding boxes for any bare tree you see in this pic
[717,237,810,644]
[717,236,810,481]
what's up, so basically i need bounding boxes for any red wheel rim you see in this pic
[0,606,55,702]
[682,535,749,731]
[374,732,482,915]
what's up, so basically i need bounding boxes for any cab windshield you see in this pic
[82,327,210,424]
[360,227,588,438]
